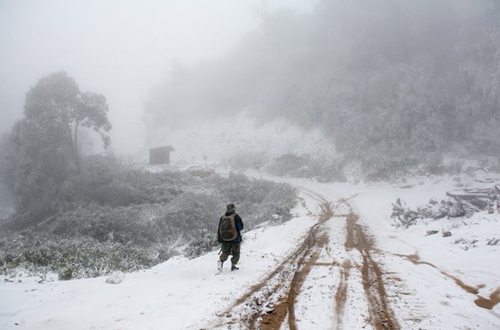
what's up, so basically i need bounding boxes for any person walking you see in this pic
[217,203,244,272]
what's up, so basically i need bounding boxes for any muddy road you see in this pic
[207,189,401,330]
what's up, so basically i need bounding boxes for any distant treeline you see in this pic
[145,0,500,172]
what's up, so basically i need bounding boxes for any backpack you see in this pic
[219,214,238,242]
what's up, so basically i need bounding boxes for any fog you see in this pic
[2,0,499,164]
[143,0,500,171]
[1,5,500,319]
[0,0,315,154]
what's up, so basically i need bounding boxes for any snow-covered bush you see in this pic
[226,150,270,171]
[57,155,191,211]
[391,186,500,229]
[183,229,219,259]
[206,172,297,229]
[267,154,310,177]
[0,167,297,279]
[266,153,346,182]
[0,232,177,279]
[158,191,222,241]
[50,204,164,246]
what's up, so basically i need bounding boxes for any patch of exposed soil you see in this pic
[395,253,500,311]
[335,259,352,329]
[345,212,400,330]
[475,288,500,310]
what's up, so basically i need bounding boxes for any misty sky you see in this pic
[0,0,315,155]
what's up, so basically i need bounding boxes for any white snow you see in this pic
[145,112,335,167]
[2,117,500,329]
[1,178,500,329]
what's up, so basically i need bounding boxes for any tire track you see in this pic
[334,259,352,329]
[260,226,329,330]
[205,193,333,330]
[251,201,332,330]
[344,212,400,330]
[206,188,400,330]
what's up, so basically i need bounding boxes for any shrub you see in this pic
[266,153,346,182]
[207,172,297,229]
[0,232,177,279]
[1,165,298,279]
[184,229,219,259]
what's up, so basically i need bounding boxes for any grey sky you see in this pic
[0,0,315,154]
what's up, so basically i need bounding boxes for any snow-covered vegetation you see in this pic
[0,155,297,279]
[146,0,500,178]
[2,178,499,330]
[0,72,296,280]
[1,1,500,328]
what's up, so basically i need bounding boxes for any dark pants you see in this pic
[220,242,241,265]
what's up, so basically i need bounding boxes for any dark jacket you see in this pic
[217,211,244,243]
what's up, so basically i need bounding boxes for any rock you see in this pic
[105,271,125,284]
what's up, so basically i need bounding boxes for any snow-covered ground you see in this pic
[2,116,500,329]
[144,112,336,167]
[1,176,499,330]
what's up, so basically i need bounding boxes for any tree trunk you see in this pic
[74,121,80,172]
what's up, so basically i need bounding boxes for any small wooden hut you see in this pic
[148,145,175,165]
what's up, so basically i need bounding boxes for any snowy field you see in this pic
[1,175,499,330]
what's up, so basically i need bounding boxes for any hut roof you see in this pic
[149,145,175,152]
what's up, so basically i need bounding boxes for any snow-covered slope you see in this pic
[145,113,335,167]
[1,178,499,330]
[2,116,500,329]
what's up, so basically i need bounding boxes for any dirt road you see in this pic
[208,188,401,330]
[205,182,500,330]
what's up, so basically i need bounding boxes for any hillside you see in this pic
[145,0,500,172]
[1,176,499,329]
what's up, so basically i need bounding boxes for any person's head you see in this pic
[226,203,236,212]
